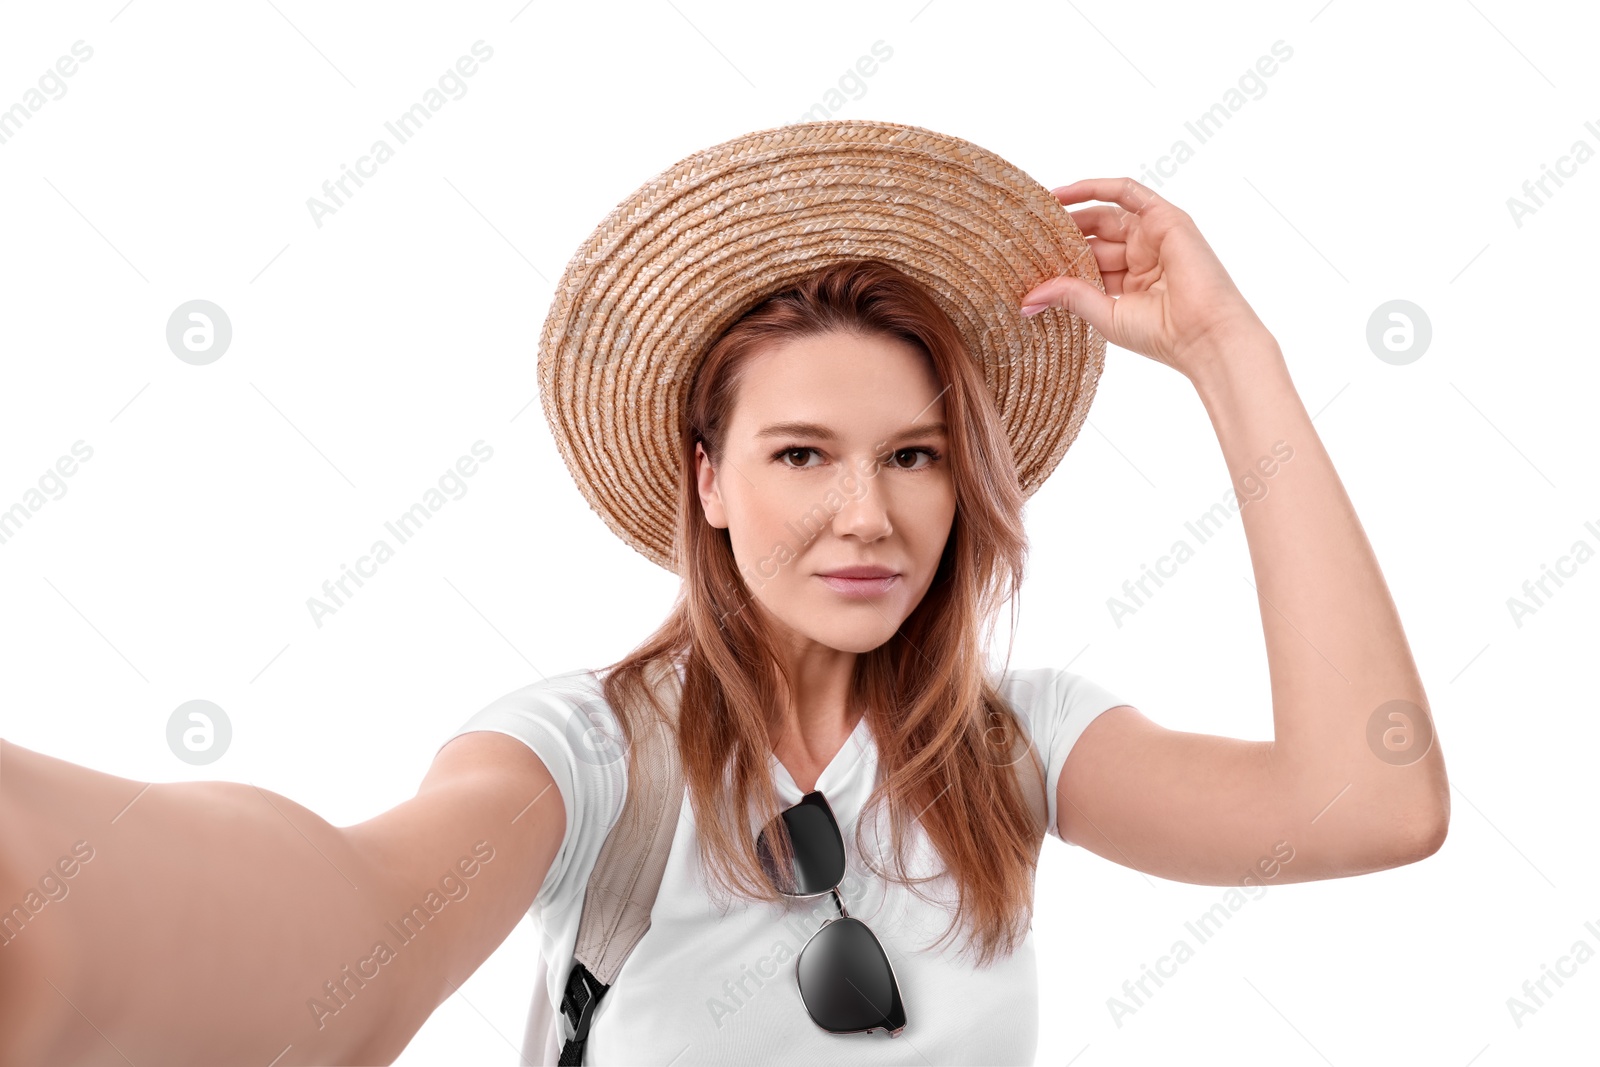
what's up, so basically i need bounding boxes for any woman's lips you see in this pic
[817,574,900,598]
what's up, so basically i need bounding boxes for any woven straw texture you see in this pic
[538,118,1108,575]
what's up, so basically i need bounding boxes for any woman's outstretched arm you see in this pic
[1020,177,1449,885]
[0,730,564,1065]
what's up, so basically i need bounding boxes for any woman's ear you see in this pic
[695,441,728,529]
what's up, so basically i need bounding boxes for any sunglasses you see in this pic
[755,790,907,1038]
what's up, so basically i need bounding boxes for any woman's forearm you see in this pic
[1189,331,1449,845]
[0,740,455,1065]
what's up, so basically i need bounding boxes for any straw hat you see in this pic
[538,118,1108,575]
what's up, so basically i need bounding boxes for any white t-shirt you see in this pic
[439,662,1125,1066]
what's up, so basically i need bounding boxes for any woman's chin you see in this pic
[785,616,903,655]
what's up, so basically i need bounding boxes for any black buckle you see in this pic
[561,961,607,1045]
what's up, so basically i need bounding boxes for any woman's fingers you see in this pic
[1051,176,1165,215]
[1021,177,1175,340]
[1085,236,1126,273]
[1069,205,1135,241]
[1020,274,1119,338]
[1022,236,1125,307]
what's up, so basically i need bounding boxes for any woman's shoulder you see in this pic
[993,662,1092,700]
[437,667,627,775]
[991,663,1130,731]
[439,669,632,910]
[473,666,614,715]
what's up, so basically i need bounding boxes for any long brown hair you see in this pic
[597,259,1038,966]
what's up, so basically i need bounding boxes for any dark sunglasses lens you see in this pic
[757,794,845,896]
[796,917,905,1033]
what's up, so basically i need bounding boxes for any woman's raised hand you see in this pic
[1020,177,1276,385]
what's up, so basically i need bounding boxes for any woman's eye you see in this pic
[892,447,940,470]
[777,447,818,468]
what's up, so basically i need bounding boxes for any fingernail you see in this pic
[1020,303,1048,317]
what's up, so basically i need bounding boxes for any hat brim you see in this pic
[538,118,1108,575]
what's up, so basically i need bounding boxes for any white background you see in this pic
[2,1,1596,1064]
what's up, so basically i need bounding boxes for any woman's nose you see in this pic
[830,467,893,542]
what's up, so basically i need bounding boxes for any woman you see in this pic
[0,124,1448,1065]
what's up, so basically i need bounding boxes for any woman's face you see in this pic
[695,330,956,656]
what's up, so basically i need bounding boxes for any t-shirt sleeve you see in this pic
[434,670,628,911]
[1000,666,1129,846]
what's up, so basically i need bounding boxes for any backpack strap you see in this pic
[557,658,684,1066]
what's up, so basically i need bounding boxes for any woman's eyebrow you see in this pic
[753,420,948,441]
